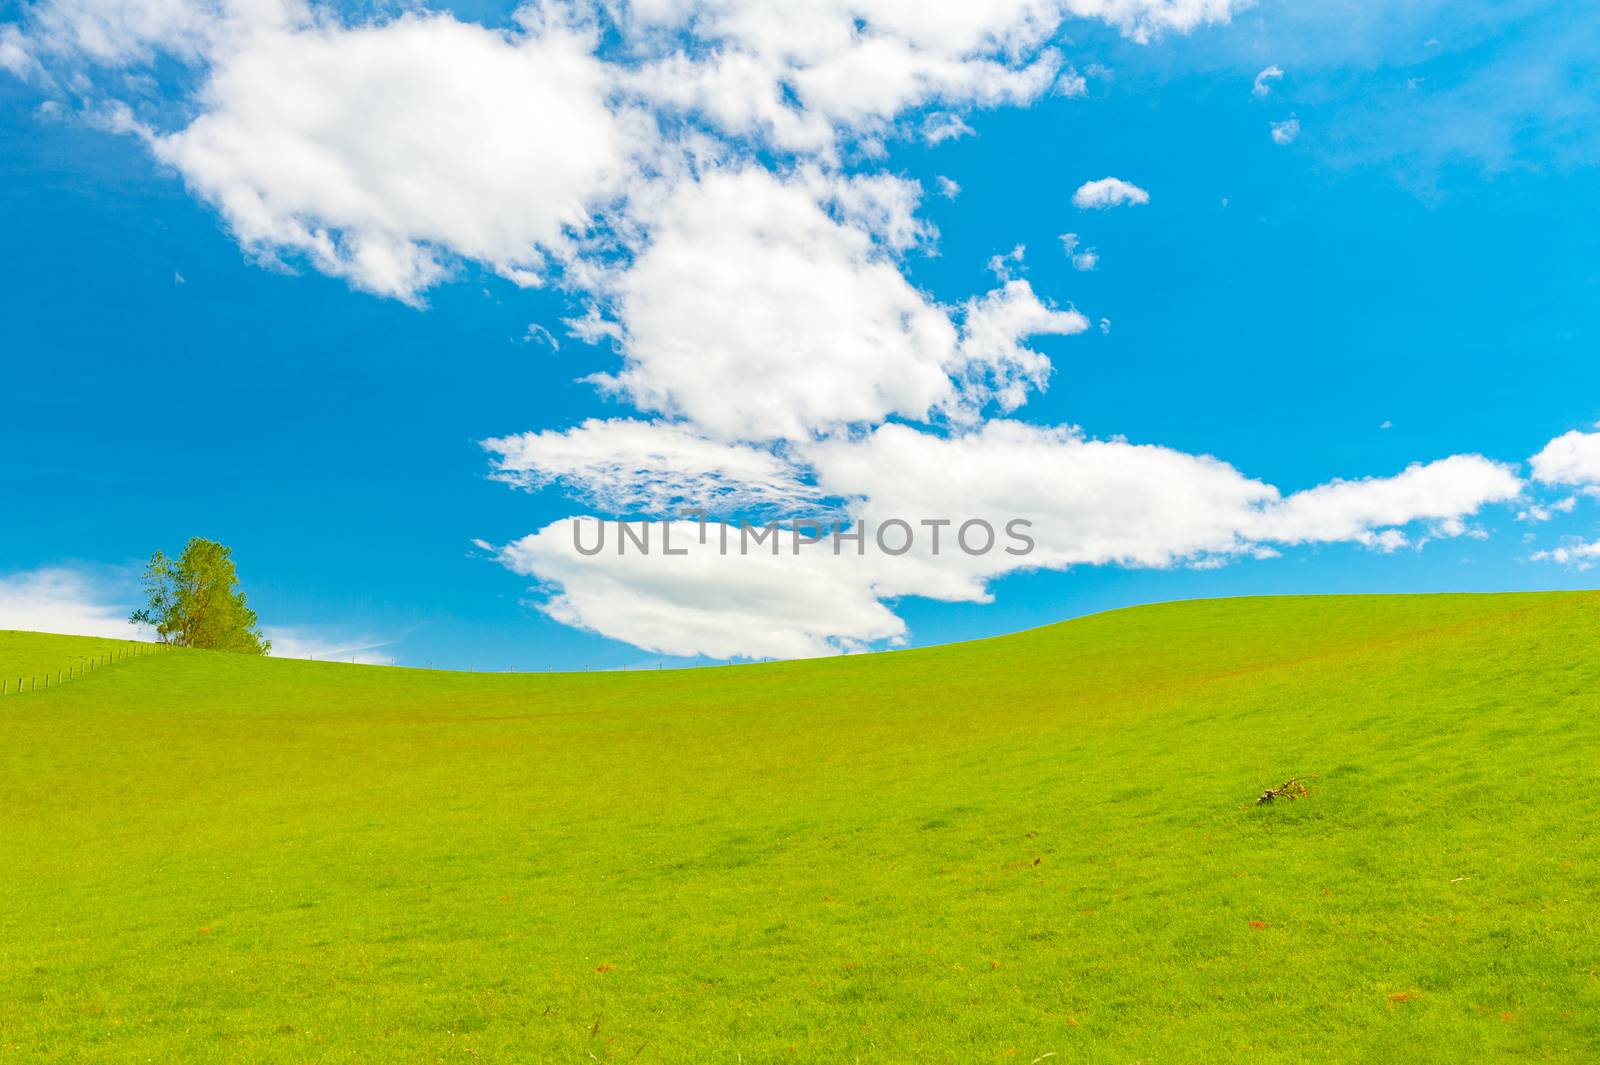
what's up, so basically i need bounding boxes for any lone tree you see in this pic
[130,537,271,654]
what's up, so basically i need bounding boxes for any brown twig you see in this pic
[1256,776,1316,805]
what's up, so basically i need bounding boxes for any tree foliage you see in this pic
[130,537,271,654]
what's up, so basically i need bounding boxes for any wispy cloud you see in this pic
[262,627,399,665]
[1252,64,1284,96]
[1059,232,1099,271]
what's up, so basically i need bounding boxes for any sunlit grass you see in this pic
[0,631,156,694]
[3,593,1599,1061]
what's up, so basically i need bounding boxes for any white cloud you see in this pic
[1530,538,1600,569]
[1252,63,1283,96]
[489,425,1528,659]
[1270,116,1300,145]
[952,280,1088,414]
[8,0,230,68]
[1059,231,1098,270]
[0,566,145,639]
[817,170,932,252]
[1245,454,1522,546]
[935,175,961,199]
[1048,0,1245,45]
[985,243,1026,280]
[590,167,956,441]
[524,323,560,349]
[1517,496,1576,523]
[1054,65,1088,96]
[810,421,1277,587]
[619,0,1248,157]
[1,24,43,77]
[815,423,1521,573]
[1530,428,1600,486]
[492,520,906,659]
[922,111,975,144]
[623,0,1074,153]
[482,418,817,514]
[1072,176,1150,208]
[787,37,1059,137]
[151,10,637,301]
[588,169,1075,441]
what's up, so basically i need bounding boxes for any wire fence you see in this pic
[1,643,173,697]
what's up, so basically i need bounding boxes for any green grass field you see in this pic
[0,631,159,694]
[3,592,1599,1062]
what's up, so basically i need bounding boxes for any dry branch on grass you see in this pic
[1256,776,1315,805]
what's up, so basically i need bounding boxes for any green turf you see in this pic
[3,592,1598,1062]
[0,631,159,694]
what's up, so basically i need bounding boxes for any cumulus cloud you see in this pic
[492,520,906,659]
[811,421,1275,584]
[152,10,636,301]
[815,423,1520,569]
[0,566,145,639]
[1529,428,1600,487]
[587,169,1076,441]
[623,0,1068,154]
[1270,116,1300,145]
[1252,63,1283,96]
[1243,454,1522,547]
[951,280,1088,414]
[490,424,1529,659]
[589,167,956,440]
[617,0,1246,148]
[1072,176,1150,209]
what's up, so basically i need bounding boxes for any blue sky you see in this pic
[2,0,1598,668]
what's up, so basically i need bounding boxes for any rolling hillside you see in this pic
[3,593,1598,1061]
[0,630,158,693]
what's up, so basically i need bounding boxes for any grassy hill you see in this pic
[3,593,1598,1062]
[0,630,158,693]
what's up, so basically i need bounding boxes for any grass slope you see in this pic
[0,631,157,693]
[2,593,1599,1062]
